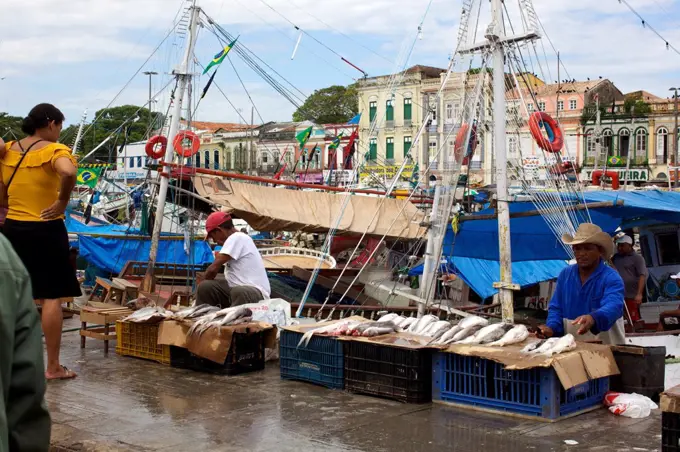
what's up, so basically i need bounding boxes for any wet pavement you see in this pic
[48,320,663,452]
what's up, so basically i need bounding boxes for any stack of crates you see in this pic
[171,331,266,375]
[432,352,609,420]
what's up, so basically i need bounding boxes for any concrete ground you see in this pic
[48,319,663,452]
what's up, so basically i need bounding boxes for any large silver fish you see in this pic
[457,323,513,345]
[362,326,397,337]
[297,319,358,347]
[400,317,417,330]
[543,334,577,356]
[122,306,171,324]
[424,320,453,338]
[408,315,438,334]
[435,324,462,345]
[529,337,559,354]
[488,324,529,347]
[521,339,545,353]
[448,324,485,343]
[377,313,400,323]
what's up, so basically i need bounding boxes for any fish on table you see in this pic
[488,324,529,347]
[456,323,514,345]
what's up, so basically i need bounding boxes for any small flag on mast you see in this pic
[296,126,313,149]
[203,37,238,75]
[329,132,344,150]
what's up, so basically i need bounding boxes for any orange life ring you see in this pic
[173,130,200,158]
[145,135,167,159]
[529,112,563,153]
[592,170,620,190]
[454,122,478,165]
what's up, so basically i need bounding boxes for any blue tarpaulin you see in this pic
[66,215,214,275]
[408,257,568,300]
[416,190,680,299]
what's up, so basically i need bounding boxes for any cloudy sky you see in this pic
[1,0,679,128]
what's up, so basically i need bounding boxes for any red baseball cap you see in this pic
[205,211,232,238]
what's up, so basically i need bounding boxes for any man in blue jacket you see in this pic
[539,223,625,344]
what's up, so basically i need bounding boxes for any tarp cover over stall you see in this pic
[66,215,214,274]
[193,176,427,239]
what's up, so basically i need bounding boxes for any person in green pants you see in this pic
[0,234,51,451]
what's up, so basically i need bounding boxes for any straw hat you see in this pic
[561,223,614,258]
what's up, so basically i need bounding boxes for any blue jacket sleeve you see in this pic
[590,271,625,333]
[546,271,566,335]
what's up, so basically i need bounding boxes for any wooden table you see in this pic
[80,305,132,353]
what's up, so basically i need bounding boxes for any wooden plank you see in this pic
[79,329,116,341]
[292,266,381,306]
[113,278,138,289]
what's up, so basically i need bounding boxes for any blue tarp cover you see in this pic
[419,190,680,299]
[66,215,214,274]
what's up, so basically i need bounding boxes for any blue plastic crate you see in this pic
[279,329,344,389]
[432,352,609,420]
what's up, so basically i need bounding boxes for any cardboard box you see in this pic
[661,385,680,414]
[158,319,276,364]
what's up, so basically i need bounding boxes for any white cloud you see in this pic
[1,0,680,123]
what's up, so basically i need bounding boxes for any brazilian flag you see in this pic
[77,167,103,188]
[296,126,313,149]
[203,37,238,75]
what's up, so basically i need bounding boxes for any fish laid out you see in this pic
[125,296,156,310]
[457,323,514,345]
[122,306,172,324]
[174,304,220,321]
[544,334,577,356]
[187,306,253,338]
[526,337,559,354]
[297,319,362,347]
[423,320,454,338]
[407,314,438,335]
[377,313,400,324]
[489,324,529,347]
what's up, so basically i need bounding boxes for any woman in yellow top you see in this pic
[1,103,80,380]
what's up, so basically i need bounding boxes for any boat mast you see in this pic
[490,0,515,323]
[142,0,200,291]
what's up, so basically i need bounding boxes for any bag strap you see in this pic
[5,140,45,190]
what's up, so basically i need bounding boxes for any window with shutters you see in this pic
[404,98,412,120]
[369,138,377,161]
[386,100,394,121]
[214,150,220,169]
[195,153,200,168]
[386,137,394,160]
[369,101,377,122]
[569,99,577,110]
[404,136,412,158]
[137,156,142,167]
[538,101,546,112]
[204,150,210,169]
[557,100,564,111]
[129,157,134,168]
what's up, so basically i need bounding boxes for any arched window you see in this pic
[636,129,648,161]
[204,150,210,169]
[657,127,668,163]
[214,149,220,169]
[618,128,630,159]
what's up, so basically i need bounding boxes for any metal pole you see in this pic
[143,71,158,139]
[491,0,514,323]
[422,93,430,190]
[672,88,679,188]
[249,106,255,172]
[142,1,200,292]
[71,110,88,154]
[419,181,442,316]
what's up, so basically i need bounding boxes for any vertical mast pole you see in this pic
[143,1,200,292]
[491,0,514,323]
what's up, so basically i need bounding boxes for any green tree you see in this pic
[292,85,358,124]
[64,105,164,159]
[0,113,25,140]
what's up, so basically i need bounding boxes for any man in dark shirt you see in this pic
[612,235,648,323]
[0,234,51,451]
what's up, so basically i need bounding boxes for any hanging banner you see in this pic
[359,164,415,181]
[76,167,103,188]
[582,168,649,182]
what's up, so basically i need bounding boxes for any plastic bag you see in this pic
[603,391,659,418]
[240,298,292,328]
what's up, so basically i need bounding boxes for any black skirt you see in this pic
[3,218,81,300]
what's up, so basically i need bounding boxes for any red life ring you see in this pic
[454,122,478,165]
[592,170,620,190]
[173,130,200,158]
[529,112,564,153]
[549,161,575,176]
[145,135,167,159]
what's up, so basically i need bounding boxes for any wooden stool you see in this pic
[80,305,132,353]
[112,278,139,305]
[88,277,126,305]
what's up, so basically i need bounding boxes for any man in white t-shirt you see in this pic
[196,212,270,307]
